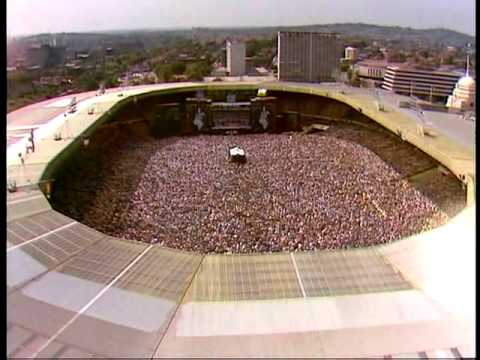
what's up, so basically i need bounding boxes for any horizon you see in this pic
[7,0,475,38]
[7,22,476,40]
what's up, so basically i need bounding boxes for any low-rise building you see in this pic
[76,53,90,60]
[211,66,228,77]
[172,74,188,82]
[245,57,257,76]
[354,60,400,87]
[345,46,358,62]
[382,65,463,102]
[255,67,270,76]
[446,46,457,54]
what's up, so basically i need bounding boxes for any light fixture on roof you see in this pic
[257,88,267,97]
[98,83,106,96]
[7,179,17,193]
[375,101,385,112]
[35,178,54,198]
[44,180,53,199]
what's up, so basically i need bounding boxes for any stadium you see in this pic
[7,81,475,358]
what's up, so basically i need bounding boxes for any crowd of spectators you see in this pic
[325,123,438,178]
[55,130,455,253]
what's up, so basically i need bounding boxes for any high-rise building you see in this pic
[26,43,66,69]
[26,45,50,68]
[226,40,246,76]
[277,31,343,83]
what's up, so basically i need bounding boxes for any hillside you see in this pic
[194,23,475,48]
[9,23,475,56]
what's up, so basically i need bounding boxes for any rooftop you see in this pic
[386,64,464,76]
[356,59,403,67]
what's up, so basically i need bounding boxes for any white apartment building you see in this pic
[226,40,246,76]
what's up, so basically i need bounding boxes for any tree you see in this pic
[144,72,158,84]
[370,49,385,60]
[247,38,273,57]
[123,51,147,66]
[104,74,119,88]
[8,71,34,84]
[388,51,407,63]
[155,64,174,82]
[349,40,368,49]
[340,62,350,73]
[74,68,120,91]
[332,68,342,82]
[443,54,455,65]
[347,69,361,87]
[76,71,102,91]
[185,62,212,81]
[418,49,430,58]
[171,62,186,75]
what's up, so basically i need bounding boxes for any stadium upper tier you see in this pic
[6,81,475,358]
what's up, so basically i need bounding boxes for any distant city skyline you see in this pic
[7,0,476,37]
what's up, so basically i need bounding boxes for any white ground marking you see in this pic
[7,195,45,205]
[290,253,307,298]
[7,222,77,253]
[30,245,153,358]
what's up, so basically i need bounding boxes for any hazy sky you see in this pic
[7,0,476,37]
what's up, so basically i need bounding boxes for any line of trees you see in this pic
[154,61,212,82]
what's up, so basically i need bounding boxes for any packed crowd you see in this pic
[325,123,438,178]
[408,169,466,218]
[55,130,455,254]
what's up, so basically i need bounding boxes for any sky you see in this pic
[7,0,476,37]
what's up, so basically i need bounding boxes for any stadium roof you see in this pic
[6,81,475,358]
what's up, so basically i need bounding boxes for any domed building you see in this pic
[446,57,476,110]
